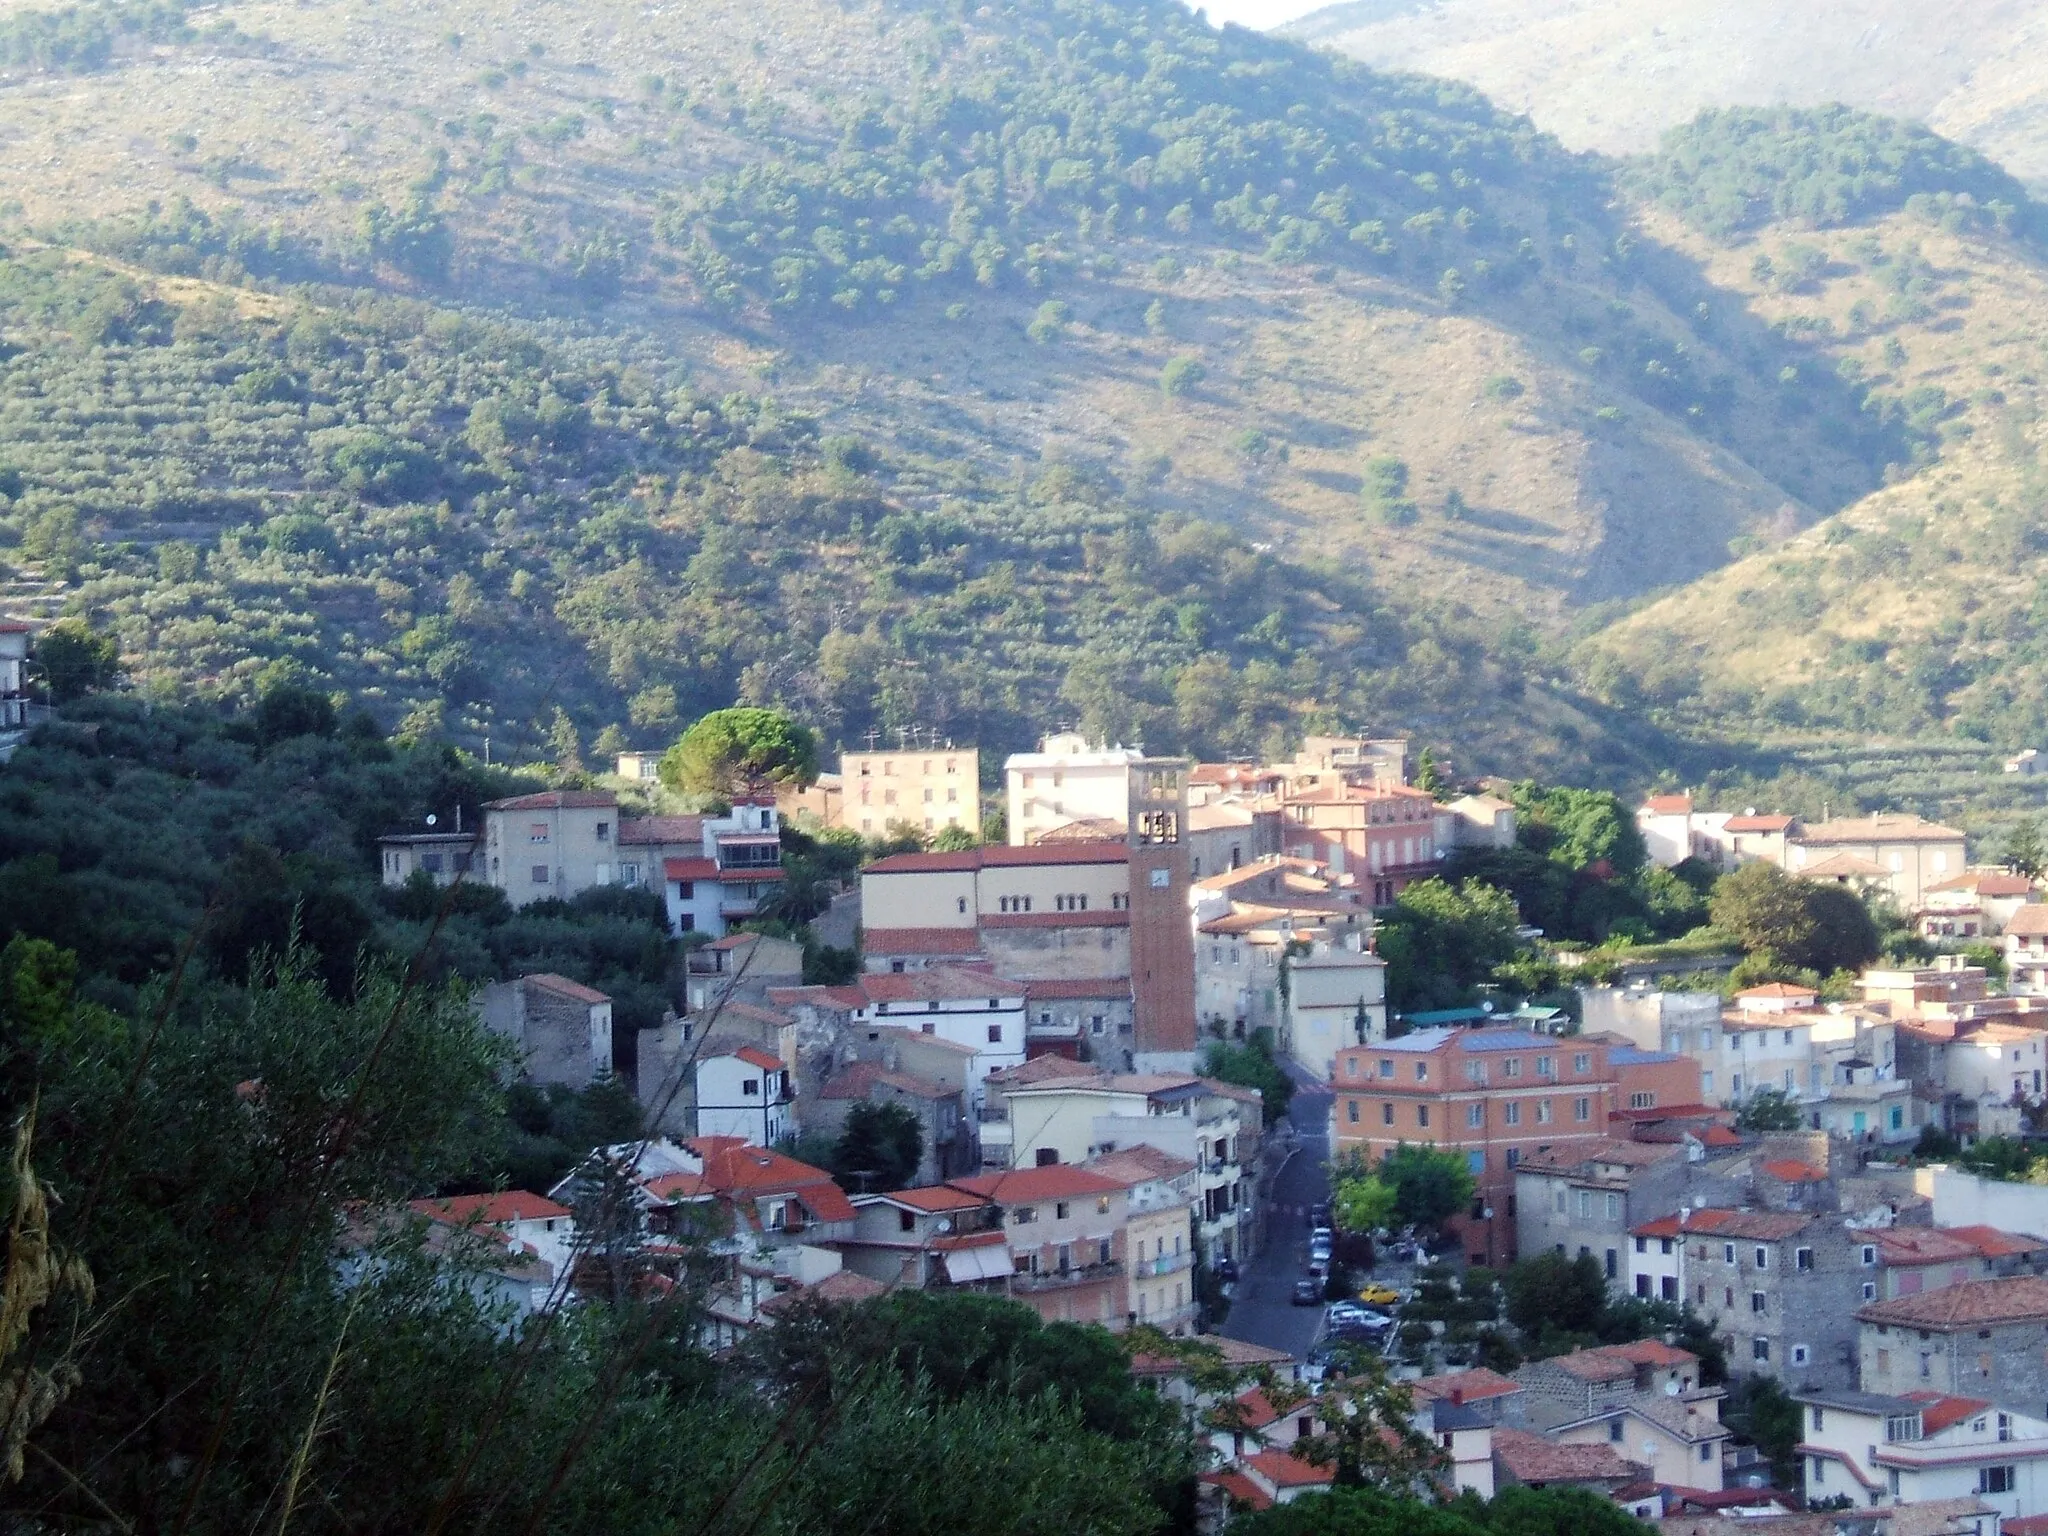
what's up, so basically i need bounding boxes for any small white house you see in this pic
[663,800,786,938]
[695,1045,792,1147]
[1799,1388,2048,1519]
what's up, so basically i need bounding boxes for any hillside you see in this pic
[0,0,2020,780]
[1282,0,2048,188]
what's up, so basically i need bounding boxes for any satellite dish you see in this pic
[426,813,438,827]
[936,1218,954,1234]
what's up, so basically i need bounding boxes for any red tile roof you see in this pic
[663,857,785,884]
[1200,1470,1274,1511]
[1242,1450,1335,1488]
[947,1165,1125,1203]
[1942,1225,2046,1258]
[524,972,611,1005]
[1872,1228,1981,1266]
[1736,982,1820,1000]
[410,1191,570,1226]
[617,815,703,845]
[720,1044,783,1072]
[1904,1393,1992,1435]
[1858,1275,2048,1328]
[1631,1208,1811,1240]
[642,1171,712,1200]
[1085,1146,1199,1186]
[685,1137,858,1223]
[864,844,1129,873]
[818,1061,954,1102]
[1760,1159,1828,1183]
[1546,1339,1697,1381]
[758,1268,888,1314]
[1023,978,1133,1000]
[1723,814,1793,833]
[1492,1428,1639,1483]
[857,967,1020,1005]
[870,1186,989,1214]
[862,927,984,954]
[485,790,618,810]
[1411,1367,1523,1403]
[986,1055,1102,1086]
[2005,906,2048,938]
[1642,795,1694,815]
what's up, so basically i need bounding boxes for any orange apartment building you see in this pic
[1331,1028,1622,1266]
[1281,782,1440,905]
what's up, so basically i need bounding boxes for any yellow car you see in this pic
[1356,1282,1401,1307]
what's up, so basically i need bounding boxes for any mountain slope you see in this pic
[1282,0,2048,188]
[0,0,2010,775]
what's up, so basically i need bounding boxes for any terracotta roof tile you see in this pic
[1799,814,1965,844]
[524,972,610,1005]
[867,1186,989,1214]
[946,1165,1125,1202]
[1904,1393,1992,1435]
[1858,1275,2048,1328]
[2006,907,2048,937]
[1200,1470,1274,1511]
[1642,795,1694,815]
[1492,1427,1638,1483]
[485,790,618,811]
[1411,1367,1524,1403]
[862,927,985,954]
[410,1191,570,1226]
[1085,1146,1199,1186]
[818,1061,955,1101]
[1942,1225,2045,1258]
[617,815,703,845]
[1242,1450,1335,1488]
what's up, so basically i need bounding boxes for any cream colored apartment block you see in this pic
[1005,733,1144,845]
[844,748,980,837]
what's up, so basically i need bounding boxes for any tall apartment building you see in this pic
[841,746,981,837]
[1004,733,1146,846]
[1330,1028,1622,1266]
[1281,782,1440,906]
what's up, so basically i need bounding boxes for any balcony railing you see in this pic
[1010,1260,1122,1293]
[1130,1253,1192,1278]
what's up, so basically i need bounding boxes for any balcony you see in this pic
[1130,1252,1193,1278]
[1010,1259,1122,1293]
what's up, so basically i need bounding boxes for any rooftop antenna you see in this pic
[862,727,881,751]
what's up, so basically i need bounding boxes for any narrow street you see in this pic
[1218,1066,1332,1359]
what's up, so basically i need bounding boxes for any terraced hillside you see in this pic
[0,0,2027,782]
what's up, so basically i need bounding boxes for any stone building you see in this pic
[1858,1277,2048,1416]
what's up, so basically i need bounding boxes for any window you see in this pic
[1013,1206,1037,1224]
[1415,1063,1428,1082]
[1810,1458,1825,1487]
[1812,1407,1826,1432]
[1756,1247,1769,1269]
[1465,1061,1487,1085]
[1636,1236,1647,1254]
[1573,1097,1591,1122]
[1636,1275,1651,1297]
[1796,1247,1813,1271]
[1537,1099,1553,1124]
[1504,1101,1521,1126]
[1536,1055,1555,1078]
[1573,1052,1591,1074]
[532,864,550,884]
[1506,1148,1520,1169]
[1381,1102,1394,1126]
[1608,1420,1625,1443]
[1862,1281,1877,1301]
[595,821,610,842]
[987,1025,1003,1044]
[1862,1246,1878,1266]
[1502,1058,1521,1079]
[1661,1277,1677,1301]
[1605,1248,1617,1280]
[1466,1103,1484,1128]
[1378,1059,1395,1079]
[1055,1202,1070,1219]
[1753,1338,1770,1362]
[1417,1105,1430,1128]
[1981,1467,2017,1495]
[1792,1345,1810,1366]
[1348,1100,1360,1123]
[1606,1193,1621,1220]
[1751,1291,1767,1314]
[1628,1090,1655,1109]
[529,822,550,843]
[1577,1190,1594,1219]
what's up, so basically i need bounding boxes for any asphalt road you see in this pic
[1217,1067,1333,1359]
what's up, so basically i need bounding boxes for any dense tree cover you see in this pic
[0,692,676,1028]
[0,0,202,74]
[1200,1033,1294,1121]
[1375,878,1521,1011]
[1498,1252,1727,1381]
[1736,1086,1805,1132]
[1633,105,2035,238]
[1709,860,1881,976]
[659,705,819,802]
[1372,1144,1476,1239]
[1230,1483,1651,1536]
[0,249,1523,766]
[830,1099,926,1192]
[654,0,1586,316]
[0,932,1192,1532]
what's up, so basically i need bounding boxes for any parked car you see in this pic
[1293,1278,1322,1306]
[1310,1202,1332,1228]
[1308,1230,1333,1265]
[1356,1281,1401,1307]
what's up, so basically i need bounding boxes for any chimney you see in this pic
[1448,1385,1465,1405]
